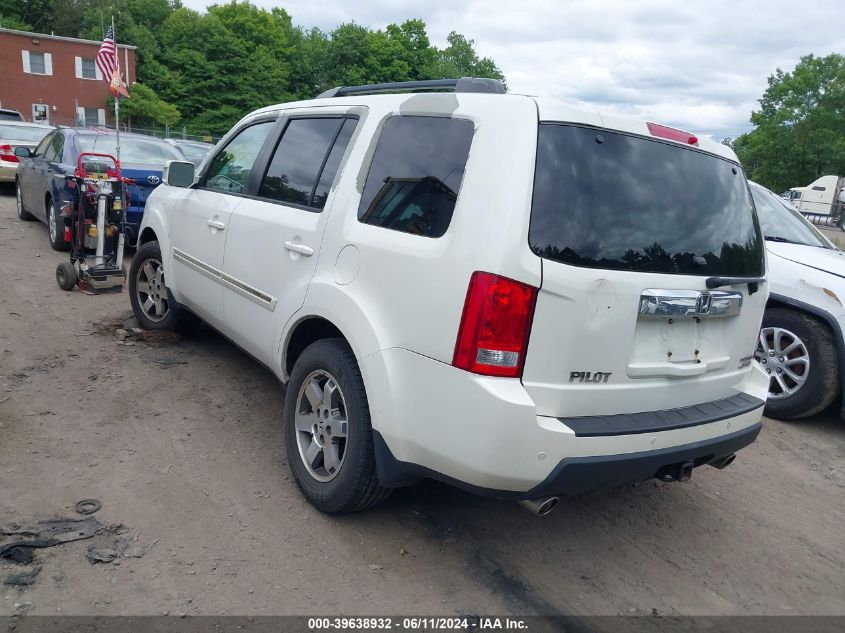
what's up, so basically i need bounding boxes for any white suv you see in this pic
[130,78,770,515]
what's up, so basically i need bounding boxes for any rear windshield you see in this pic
[529,124,764,276]
[0,124,51,142]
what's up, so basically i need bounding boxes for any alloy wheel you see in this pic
[755,327,810,399]
[48,201,57,243]
[294,370,349,482]
[135,258,169,322]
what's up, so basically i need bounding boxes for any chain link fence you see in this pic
[48,115,219,144]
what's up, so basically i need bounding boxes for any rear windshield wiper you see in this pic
[706,276,766,295]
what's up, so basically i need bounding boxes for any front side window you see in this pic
[358,116,474,238]
[45,133,64,162]
[81,58,97,79]
[29,52,46,74]
[203,121,275,194]
[258,117,355,210]
[529,124,764,276]
[34,132,55,157]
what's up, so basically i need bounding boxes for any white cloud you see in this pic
[180,0,845,138]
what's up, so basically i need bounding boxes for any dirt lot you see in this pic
[1,185,844,618]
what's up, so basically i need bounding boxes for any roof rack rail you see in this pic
[316,77,505,99]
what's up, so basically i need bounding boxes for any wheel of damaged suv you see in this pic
[47,197,68,251]
[755,308,839,419]
[284,338,391,514]
[128,240,199,331]
[16,181,34,221]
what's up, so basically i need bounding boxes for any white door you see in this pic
[32,103,49,125]
[221,115,357,368]
[168,118,277,326]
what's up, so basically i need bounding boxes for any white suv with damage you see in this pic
[129,78,770,515]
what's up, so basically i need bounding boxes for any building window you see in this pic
[77,107,105,126]
[81,58,97,79]
[29,52,46,74]
[22,51,52,75]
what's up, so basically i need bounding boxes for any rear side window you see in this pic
[258,117,355,210]
[358,116,474,238]
[529,124,764,276]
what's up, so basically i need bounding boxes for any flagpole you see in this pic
[112,15,121,171]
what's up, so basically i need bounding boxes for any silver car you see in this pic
[0,122,55,183]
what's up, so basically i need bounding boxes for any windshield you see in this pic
[529,124,765,276]
[750,183,832,249]
[0,124,52,142]
[177,142,212,161]
[74,135,183,165]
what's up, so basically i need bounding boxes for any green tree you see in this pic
[112,82,180,128]
[431,32,506,86]
[734,54,845,192]
[3,0,508,136]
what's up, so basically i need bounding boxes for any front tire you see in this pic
[16,181,34,221]
[47,197,69,251]
[128,240,199,331]
[56,262,78,290]
[284,338,391,514]
[756,308,839,419]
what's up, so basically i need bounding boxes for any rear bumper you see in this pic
[361,348,768,496]
[524,421,761,498]
[0,162,18,182]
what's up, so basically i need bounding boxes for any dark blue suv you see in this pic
[14,128,184,249]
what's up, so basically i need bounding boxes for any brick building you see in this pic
[0,28,136,127]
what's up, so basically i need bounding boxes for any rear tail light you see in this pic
[0,144,19,163]
[452,272,538,378]
[646,122,698,146]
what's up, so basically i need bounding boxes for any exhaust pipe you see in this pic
[709,454,736,470]
[518,496,560,517]
[657,460,694,482]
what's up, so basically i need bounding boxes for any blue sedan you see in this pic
[14,128,184,249]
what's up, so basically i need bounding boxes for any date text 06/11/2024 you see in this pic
[307,617,529,630]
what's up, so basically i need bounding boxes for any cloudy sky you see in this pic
[181,0,845,139]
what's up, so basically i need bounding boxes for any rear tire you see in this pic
[128,240,199,332]
[757,308,839,419]
[16,181,34,221]
[284,338,391,514]
[56,262,78,290]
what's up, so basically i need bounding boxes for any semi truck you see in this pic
[789,175,845,230]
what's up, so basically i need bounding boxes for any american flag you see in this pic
[96,26,118,83]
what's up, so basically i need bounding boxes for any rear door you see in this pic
[167,117,277,325]
[220,112,358,367]
[522,122,767,418]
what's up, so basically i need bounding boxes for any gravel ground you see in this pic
[1,185,844,617]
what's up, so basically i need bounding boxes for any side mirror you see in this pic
[163,160,195,188]
[14,147,32,158]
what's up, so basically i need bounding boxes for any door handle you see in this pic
[207,218,226,230]
[284,241,313,256]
